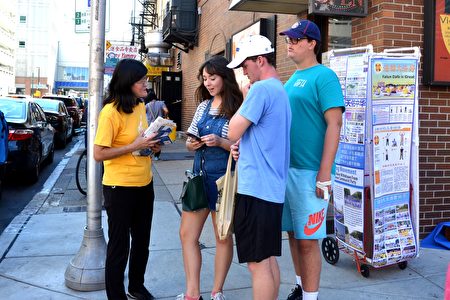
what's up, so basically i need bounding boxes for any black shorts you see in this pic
[234,193,283,263]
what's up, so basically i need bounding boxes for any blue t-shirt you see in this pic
[238,77,291,203]
[284,64,344,173]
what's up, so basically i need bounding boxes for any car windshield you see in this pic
[63,99,77,107]
[43,96,76,107]
[35,100,58,113]
[0,99,26,122]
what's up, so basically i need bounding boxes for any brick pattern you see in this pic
[177,1,450,238]
[352,0,450,238]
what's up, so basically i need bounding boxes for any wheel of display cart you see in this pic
[360,264,370,278]
[321,237,340,265]
[398,261,408,270]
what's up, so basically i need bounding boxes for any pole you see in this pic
[37,67,40,95]
[65,0,107,291]
[31,71,34,96]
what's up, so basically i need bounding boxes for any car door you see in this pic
[32,103,53,158]
[61,103,73,137]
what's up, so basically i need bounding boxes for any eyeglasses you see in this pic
[135,77,149,86]
[284,36,308,45]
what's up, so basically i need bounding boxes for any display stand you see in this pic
[321,46,421,278]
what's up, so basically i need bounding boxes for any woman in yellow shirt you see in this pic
[94,59,160,300]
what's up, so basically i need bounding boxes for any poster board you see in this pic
[369,54,420,267]
[329,46,420,268]
[331,47,371,253]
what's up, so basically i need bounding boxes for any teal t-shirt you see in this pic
[238,77,291,203]
[284,64,344,173]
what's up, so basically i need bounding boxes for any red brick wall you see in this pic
[178,1,450,238]
[179,1,298,130]
[352,0,450,238]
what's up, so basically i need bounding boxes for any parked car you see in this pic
[33,99,74,148]
[0,97,55,183]
[0,110,7,199]
[42,95,83,129]
[6,94,33,99]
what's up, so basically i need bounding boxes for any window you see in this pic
[19,41,25,48]
[328,18,352,50]
[19,16,26,23]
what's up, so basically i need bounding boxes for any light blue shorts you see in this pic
[282,168,333,239]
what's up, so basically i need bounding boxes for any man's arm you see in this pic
[316,107,343,198]
[228,113,252,142]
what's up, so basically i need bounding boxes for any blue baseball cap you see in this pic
[279,20,321,43]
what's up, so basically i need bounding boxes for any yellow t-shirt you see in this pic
[94,102,152,186]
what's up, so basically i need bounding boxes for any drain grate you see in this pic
[63,206,106,212]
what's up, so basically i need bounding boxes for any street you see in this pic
[0,137,81,234]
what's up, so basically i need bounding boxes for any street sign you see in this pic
[75,0,110,33]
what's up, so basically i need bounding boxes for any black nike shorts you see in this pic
[234,193,283,263]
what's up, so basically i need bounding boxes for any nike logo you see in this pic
[303,208,325,236]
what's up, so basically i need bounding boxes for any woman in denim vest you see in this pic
[177,56,243,300]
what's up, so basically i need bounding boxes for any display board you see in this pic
[329,46,420,268]
[332,50,370,253]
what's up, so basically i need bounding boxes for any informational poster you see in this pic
[332,52,369,252]
[370,58,418,266]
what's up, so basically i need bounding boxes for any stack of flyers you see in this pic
[133,117,176,156]
[143,117,176,144]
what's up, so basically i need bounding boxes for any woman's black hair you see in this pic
[103,59,148,113]
[195,55,243,119]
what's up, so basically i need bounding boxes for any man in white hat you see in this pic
[227,35,291,300]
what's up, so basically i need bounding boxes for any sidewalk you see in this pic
[0,135,448,299]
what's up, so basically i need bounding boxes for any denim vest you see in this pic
[193,99,229,209]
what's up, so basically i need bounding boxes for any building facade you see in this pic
[162,0,448,238]
[14,0,62,96]
[0,0,16,95]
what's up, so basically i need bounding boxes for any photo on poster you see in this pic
[371,59,417,101]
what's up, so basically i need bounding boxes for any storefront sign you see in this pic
[105,44,139,75]
[424,0,450,85]
[309,0,368,18]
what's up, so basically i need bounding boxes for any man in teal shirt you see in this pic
[280,20,345,300]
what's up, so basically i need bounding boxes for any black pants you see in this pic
[103,182,155,300]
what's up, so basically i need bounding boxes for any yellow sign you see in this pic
[440,14,450,55]
[146,65,169,77]
[106,40,111,51]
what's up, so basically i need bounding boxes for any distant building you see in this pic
[0,0,16,95]
[14,0,61,96]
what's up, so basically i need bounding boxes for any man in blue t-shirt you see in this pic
[280,20,345,300]
[228,35,291,300]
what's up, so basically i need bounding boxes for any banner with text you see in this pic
[331,52,369,253]
[370,57,418,267]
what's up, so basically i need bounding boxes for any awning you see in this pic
[229,0,308,14]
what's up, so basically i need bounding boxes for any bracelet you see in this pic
[316,180,332,200]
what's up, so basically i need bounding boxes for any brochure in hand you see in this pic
[133,117,176,156]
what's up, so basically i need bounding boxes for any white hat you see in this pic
[227,35,274,69]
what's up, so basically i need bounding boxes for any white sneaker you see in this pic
[176,293,185,300]
[211,292,226,300]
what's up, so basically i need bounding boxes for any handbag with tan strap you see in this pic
[216,153,238,240]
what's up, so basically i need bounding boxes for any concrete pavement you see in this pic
[0,135,448,299]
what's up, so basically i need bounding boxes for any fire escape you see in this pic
[130,0,158,59]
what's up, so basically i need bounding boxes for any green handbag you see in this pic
[180,171,208,212]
